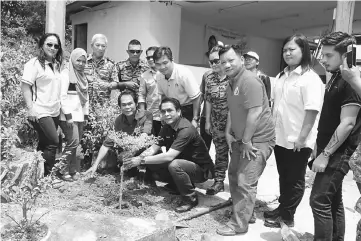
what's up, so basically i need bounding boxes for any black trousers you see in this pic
[274,145,312,221]
[310,150,350,241]
[30,116,60,176]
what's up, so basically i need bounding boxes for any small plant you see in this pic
[107,128,159,209]
[1,151,53,240]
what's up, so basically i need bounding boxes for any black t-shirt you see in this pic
[158,117,214,173]
[317,72,361,154]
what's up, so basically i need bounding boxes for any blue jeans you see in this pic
[147,159,208,196]
[59,121,84,174]
[310,151,351,241]
[227,139,275,232]
[30,116,60,175]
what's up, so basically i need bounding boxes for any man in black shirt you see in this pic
[310,32,361,241]
[124,97,214,213]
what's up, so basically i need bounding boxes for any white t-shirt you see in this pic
[272,66,325,149]
[21,58,61,118]
[59,67,89,122]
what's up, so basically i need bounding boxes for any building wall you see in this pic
[70,2,181,62]
[247,36,283,76]
[179,12,283,77]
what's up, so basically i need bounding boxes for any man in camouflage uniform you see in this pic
[116,39,149,96]
[84,34,119,106]
[204,70,229,195]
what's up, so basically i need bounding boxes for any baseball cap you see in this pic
[244,51,259,61]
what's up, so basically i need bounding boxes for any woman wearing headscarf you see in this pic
[21,33,63,176]
[59,48,89,181]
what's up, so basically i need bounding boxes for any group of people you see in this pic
[21,30,361,240]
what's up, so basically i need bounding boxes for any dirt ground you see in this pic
[1,145,360,241]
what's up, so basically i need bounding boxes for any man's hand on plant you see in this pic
[240,141,258,160]
[340,57,361,86]
[83,165,97,178]
[225,132,236,153]
[27,107,38,123]
[123,156,141,170]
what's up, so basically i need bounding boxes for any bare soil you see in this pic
[2,172,266,241]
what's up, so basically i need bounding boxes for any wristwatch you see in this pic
[322,150,332,158]
[140,158,146,166]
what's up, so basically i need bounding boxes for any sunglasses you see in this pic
[146,56,154,60]
[129,50,142,54]
[209,59,220,65]
[46,43,60,50]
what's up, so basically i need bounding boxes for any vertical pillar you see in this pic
[335,0,355,33]
[46,0,66,46]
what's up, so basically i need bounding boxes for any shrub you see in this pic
[81,98,120,168]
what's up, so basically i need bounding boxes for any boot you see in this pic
[206,181,224,195]
[175,195,198,213]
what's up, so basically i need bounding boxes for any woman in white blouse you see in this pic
[21,33,63,176]
[59,48,89,181]
[264,34,325,228]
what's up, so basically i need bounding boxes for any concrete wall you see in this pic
[179,11,283,77]
[247,36,283,77]
[70,2,181,62]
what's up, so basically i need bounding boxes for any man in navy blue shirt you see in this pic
[310,31,361,241]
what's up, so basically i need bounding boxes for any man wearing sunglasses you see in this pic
[116,39,149,95]
[138,46,163,136]
[153,47,201,129]
[243,51,271,106]
[85,34,119,106]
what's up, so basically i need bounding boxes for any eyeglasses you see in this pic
[46,43,60,50]
[129,50,142,54]
[209,59,220,65]
[146,56,154,60]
